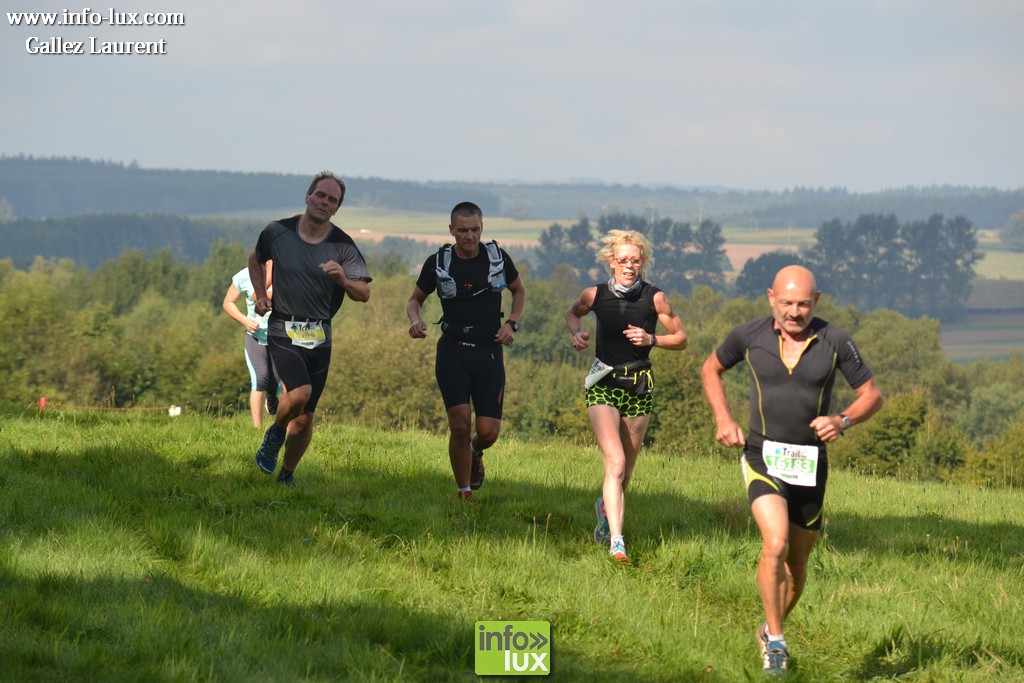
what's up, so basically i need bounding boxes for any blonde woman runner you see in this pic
[565,230,688,563]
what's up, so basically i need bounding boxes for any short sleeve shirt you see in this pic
[231,267,270,343]
[254,216,372,342]
[715,316,874,451]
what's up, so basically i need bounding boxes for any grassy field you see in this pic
[1,410,1022,681]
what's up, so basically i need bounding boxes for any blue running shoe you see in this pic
[255,424,285,474]
[608,537,629,564]
[763,640,788,676]
[593,497,610,545]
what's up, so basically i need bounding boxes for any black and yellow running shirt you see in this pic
[715,316,873,451]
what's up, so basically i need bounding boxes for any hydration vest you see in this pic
[434,240,507,299]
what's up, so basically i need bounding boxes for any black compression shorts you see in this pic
[741,449,829,531]
[267,335,332,413]
[435,335,505,419]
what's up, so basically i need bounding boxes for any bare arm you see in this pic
[495,276,527,345]
[406,286,429,339]
[321,261,370,303]
[701,351,746,447]
[649,291,688,350]
[566,286,597,351]
[248,251,271,315]
[222,282,259,334]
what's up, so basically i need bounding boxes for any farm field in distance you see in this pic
[208,206,1024,362]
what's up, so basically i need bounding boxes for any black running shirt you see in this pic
[715,316,873,451]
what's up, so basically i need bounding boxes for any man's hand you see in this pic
[254,297,272,316]
[321,260,346,284]
[409,321,427,339]
[810,415,843,443]
[715,418,746,447]
[494,323,516,346]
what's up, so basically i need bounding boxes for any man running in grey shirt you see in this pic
[248,171,372,485]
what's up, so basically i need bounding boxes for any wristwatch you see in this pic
[840,414,853,430]
[507,320,520,333]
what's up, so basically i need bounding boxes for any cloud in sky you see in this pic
[2,0,1022,192]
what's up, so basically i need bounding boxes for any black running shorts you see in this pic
[267,335,332,413]
[741,449,829,531]
[435,335,505,419]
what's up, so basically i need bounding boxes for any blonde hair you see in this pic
[595,229,654,274]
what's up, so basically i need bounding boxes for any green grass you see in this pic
[1,410,1022,681]
[197,206,559,244]
[974,249,1024,281]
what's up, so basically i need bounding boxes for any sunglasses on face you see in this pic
[614,258,643,267]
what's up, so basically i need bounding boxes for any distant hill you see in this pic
[2,155,1022,228]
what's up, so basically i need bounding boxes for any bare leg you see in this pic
[751,494,791,636]
[249,389,266,428]
[282,411,314,472]
[589,407,650,539]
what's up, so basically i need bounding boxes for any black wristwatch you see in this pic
[507,320,520,333]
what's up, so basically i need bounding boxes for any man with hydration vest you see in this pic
[406,201,526,501]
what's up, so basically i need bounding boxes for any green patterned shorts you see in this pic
[585,381,653,417]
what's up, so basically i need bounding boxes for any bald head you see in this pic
[772,265,817,296]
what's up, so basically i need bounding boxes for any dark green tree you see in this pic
[900,214,981,320]
[534,217,595,281]
[806,213,980,321]
[686,219,728,290]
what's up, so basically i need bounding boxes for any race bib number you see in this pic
[584,358,614,389]
[762,440,819,487]
[286,320,326,349]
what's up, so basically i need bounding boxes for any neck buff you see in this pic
[607,276,643,299]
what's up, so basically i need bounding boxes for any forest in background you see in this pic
[1,155,1021,489]
[3,155,1024,229]
[1,247,1022,490]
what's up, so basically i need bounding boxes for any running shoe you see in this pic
[608,538,629,564]
[255,424,285,474]
[470,447,485,491]
[756,622,769,660]
[593,497,610,545]
[265,393,279,416]
[457,490,474,501]
[763,640,788,676]
[276,471,295,487]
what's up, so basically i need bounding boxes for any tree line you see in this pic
[524,210,980,322]
[1,247,1021,489]
[0,207,984,322]
[3,155,1022,230]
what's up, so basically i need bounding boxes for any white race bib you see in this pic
[762,440,819,487]
[584,358,614,389]
[286,320,326,349]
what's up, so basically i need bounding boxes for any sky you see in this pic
[2,1,1023,192]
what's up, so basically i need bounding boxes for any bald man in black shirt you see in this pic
[702,265,883,675]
